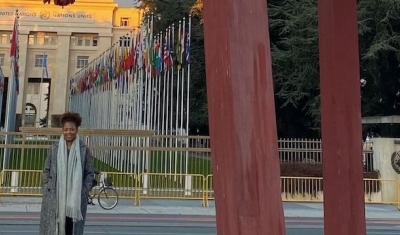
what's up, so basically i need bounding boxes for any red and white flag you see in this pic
[10,18,19,95]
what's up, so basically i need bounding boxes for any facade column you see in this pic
[202,0,286,234]
[318,0,367,234]
[17,31,29,128]
[48,32,71,127]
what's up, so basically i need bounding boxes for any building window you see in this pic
[119,37,131,47]
[0,32,11,44]
[50,35,57,45]
[71,34,98,47]
[28,32,57,45]
[77,36,83,46]
[27,83,40,95]
[28,35,34,45]
[34,54,46,67]
[85,36,91,46]
[120,18,130,27]
[0,53,5,66]
[44,35,51,45]
[77,56,89,69]
[37,34,44,45]
[92,37,98,47]
[25,104,37,127]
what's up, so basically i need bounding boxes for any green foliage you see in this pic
[39,117,47,127]
[141,0,400,137]
[269,0,400,132]
[357,0,400,117]
[39,93,49,127]
[269,0,321,135]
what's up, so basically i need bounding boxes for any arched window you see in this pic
[25,103,37,127]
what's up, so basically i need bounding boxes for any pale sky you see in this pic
[115,0,141,7]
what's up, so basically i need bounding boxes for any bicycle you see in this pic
[87,171,119,210]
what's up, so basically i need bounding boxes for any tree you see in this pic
[268,0,321,137]
[39,92,49,127]
[140,0,400,137]
[269,0,400,135]
[357,0,400,118]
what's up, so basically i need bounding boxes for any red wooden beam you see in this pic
[202,0,286,234]
[318,0,367,234]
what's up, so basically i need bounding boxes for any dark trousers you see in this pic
[66,217,73,235]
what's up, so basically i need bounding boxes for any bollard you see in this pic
[10,171,19,193]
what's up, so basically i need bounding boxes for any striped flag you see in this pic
[42,53,49,79]
[0,66,4,92]
[156,38,162,75]
[163,30,173,69]
[10,18,19,94]
[175,23,182,69]
[185,31,190,64]
[180,29,185,67]
[136,31,143,69]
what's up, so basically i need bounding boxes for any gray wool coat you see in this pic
[39,140,95,235]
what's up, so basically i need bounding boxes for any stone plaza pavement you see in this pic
[0,196,399,220]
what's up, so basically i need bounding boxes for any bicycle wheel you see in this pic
[97,187,119,210]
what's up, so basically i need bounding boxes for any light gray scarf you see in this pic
[56,135,83,235]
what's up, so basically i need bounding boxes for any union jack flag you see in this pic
[163,32,173,69]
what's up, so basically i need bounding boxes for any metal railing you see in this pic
[2,170,399,209]
[0,132,375,175]
[0,131,213,176]
[0,130,385,207]
[398,182,400,210]
[136,173,206,206]
[0,170,42,196]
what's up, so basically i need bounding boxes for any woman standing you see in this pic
[40,112,95,235]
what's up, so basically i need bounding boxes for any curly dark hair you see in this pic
[60,112,82,127]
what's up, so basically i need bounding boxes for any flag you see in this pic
[185,31,190,64]
[175,23,182,69]
[0,67,4,92]
[107,47,114,82]
[155,38,162,75]
[180,28,185,67]
[4,14,19,134]
[126,34,135,72]
[42,53,49,79]
[121,43,128,71]
[114,46,120,77]
[163,30,173,69]
[132,32,138,70]
[150,37,156,70]
[122,46,128,71]
[10,18,19,94]
[136,31,143,69]
[99,53,107,86]
[95,58,101,86]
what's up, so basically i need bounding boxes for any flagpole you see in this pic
[185,16,192,174]
[146,23,154,173]
[170,24,176,175]
[38,52,46,127]
[2,9,19,170]
[161,35,168,173]
[175,21,182,173]
[180,18,186,178]
[0,67,4,127]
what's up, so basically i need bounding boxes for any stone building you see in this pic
[0,0,141,127]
